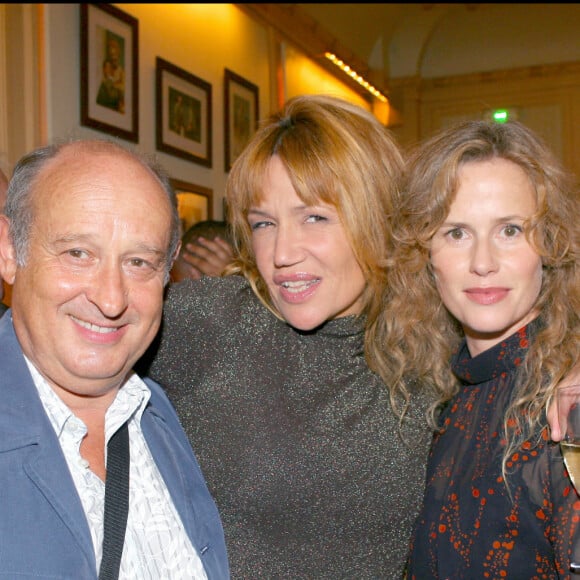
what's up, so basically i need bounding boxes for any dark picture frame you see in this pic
[171,178,213,234]
[224,68,259,172]
[80,4,139,142]
[157,58,212,167]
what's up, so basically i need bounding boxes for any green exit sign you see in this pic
[484,108,519,123]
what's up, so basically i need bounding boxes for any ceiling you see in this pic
[298,3,419,73]
[296,3,580,81]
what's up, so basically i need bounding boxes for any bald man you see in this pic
[0,140,228,577]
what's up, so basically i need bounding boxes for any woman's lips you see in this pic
[276,276,321,303]
[464,287,509,305]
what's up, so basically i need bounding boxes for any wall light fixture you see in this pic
[325,52,388,102]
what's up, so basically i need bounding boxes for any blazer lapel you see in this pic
[0,314,96,569]
[23,448,96,567]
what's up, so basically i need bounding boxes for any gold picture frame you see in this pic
[171,178,213,235]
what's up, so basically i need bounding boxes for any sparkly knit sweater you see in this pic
[143,276,433,579]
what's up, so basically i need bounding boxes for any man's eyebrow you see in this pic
[130,243,167,256]
[52,234,95,244]
[51,236,168,257]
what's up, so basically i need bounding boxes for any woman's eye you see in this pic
[305,214,327,223]
[446,228,465,241]
[503,224,522,237]
[249,220,272,231]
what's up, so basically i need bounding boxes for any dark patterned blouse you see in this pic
[408,323,580,579]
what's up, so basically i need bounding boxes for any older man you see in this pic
[0,140,228,579]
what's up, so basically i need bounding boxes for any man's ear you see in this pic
[171,240,182,267]
[0,215,18,284]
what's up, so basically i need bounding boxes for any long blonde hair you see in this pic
[382,120,580,466]
[225,94,413,411]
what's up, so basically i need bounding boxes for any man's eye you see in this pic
[129,257,154,269]
[67,249,87,259]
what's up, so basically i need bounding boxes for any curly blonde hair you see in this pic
[380,119,580,474]
[224,94,413,413]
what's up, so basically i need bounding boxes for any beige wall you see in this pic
[1,4,43,169]
[1,3,367,216]
[390,62,580,179]
[2,4,578,192]
[42,3,273,217]
[283,43,368,110]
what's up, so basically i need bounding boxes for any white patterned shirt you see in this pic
[26,357,208,580]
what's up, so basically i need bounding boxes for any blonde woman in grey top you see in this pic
[143,95,435,579]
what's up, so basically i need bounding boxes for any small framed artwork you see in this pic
[171,178,213,235]
[157,58,212,167]
[224,68,259,171]
[80,4,139,142]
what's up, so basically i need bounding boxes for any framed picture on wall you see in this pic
[157,58,212,167]
[80,3,139,142]
[171,178,213,235]
[224,68,259,172]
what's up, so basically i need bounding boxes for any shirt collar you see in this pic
[24,355,151,442]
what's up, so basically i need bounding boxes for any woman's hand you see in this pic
[548,366,580,441]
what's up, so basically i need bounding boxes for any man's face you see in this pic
[0,147,173,406]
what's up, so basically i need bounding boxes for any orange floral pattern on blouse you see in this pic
[408,323,580,579]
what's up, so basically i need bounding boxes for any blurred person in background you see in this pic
[171,219,234,283]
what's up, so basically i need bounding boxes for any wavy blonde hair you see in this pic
[380,119,580,473]
[225,94,412,412]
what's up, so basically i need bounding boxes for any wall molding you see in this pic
[391,60,580,91]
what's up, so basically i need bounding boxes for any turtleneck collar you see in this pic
[451,319,541,386]
[292,314,365,340]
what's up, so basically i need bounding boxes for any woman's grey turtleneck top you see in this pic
[144,275,433,579]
